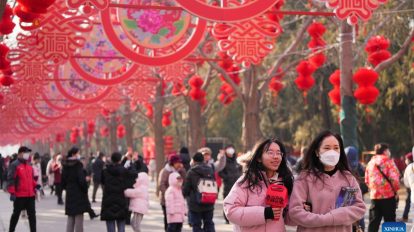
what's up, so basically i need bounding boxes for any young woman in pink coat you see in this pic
[165,172,186,232]
[124,172,149,232]
[288,131,366,232]
[223,138,294,232]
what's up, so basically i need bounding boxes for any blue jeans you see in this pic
[105,220,125,232]
[189,210,215,232]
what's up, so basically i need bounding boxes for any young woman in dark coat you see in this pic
[101,152,137,232]
[62,147,98,232]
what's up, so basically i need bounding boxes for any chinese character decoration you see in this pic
[11,79,43,104]
[325,0,388,25]
[211,1,283,67]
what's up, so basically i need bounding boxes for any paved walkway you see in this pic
[0,182,411,232]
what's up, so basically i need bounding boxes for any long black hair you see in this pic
[302,131,352,182]
[239,138,293,195]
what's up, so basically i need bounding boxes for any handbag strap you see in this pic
[375,164,397,195]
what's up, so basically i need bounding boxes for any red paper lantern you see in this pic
[87,120,95,135]
[328,87,341,105]
[188,88,206,100]
[296,61,317,76]
[294,75,315,91]
[100,126,109,137]
[0,5,16,35]
[13,4,40,23]
[309,53,326,68]
[354,86,379,105]
[308,38,326,50]
[269,79,284,92]
[17,0,56,14]
[162,111,172,127]
[144,103,153,118]
[188,75,204,88]
[368,50,391,67]
[307,22,326,37]
[365,36,390,53]
[328,70,341,86]
[0,75,14,86]
[117,124,126,138]
[352,68,378,86]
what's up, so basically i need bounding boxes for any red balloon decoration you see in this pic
[328,70,341,106]
[365,36,391,67]
[353,68,379,105]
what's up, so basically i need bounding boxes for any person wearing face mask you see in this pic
[7,146,38,232]
[219,145,242,224]
[365,143,400,232]
[288,131,366,232]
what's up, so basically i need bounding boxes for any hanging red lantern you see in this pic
[0,75,14,86]
[188,75,204,88]
[188,88,206,100]
[367,50,391,67]
[309,52,326,68]
[353,68,380,105]
[87,120,95,136]
[144,103,153,118]
[101,108,110,117]
[294,75,315,91]
[269,79,284,93]
[17,0,56,14]
[328,70,341,106]
[171,82,185,96]
[117,124,126,138]
[13,4,40,23]
[100,126,109,137]
[307,22,326,38]
[162,111,172,127]
[296,61,317,76]
[0,5,16,35]
[365,36,390,53]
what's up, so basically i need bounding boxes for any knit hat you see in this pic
[168,154,182,165]
[406,152,413,162]
[192,152,204,163]
[198,147,212,155]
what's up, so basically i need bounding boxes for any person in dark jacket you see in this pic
[218,145,242,224]
[7,146,37,232]
[101,152,137,232]
[134,155,149,174]
[92,151,105,203]
[179,147,191,171]
[183,152,216,232]
[62,147,98,232]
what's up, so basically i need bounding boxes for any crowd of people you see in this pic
[1,130,414,232]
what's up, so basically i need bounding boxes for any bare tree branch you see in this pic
[259,16,313,94]
[374,28,414,73]
[199,48,245,101]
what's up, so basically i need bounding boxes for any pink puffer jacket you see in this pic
[223,175,289,232]
[124,172,149,214]
[165,172,186,223]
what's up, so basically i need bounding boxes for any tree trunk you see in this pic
[153,83,165,174]
[187,98,204,155]
[241,68,262,151]
[339,22,358,149]
[124,101,134,150]
[109,112,117,152]
[320,76,332,130]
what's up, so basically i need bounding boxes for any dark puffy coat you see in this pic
[101,163,136,221]
[219,155,242,198]
[180,152,191,171]
[62,159,90,216]
[92,157,105,183]
[183,162,215,212]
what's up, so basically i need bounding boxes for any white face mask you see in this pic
[226,148,235,155]
[23,153,30,160]
[319,150,340,167]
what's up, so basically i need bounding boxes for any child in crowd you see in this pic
[165,172,186,232]
[124,172,150,232]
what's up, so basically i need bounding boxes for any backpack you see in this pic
[196,176,218,205]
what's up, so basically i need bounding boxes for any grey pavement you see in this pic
[0,182,411,232]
